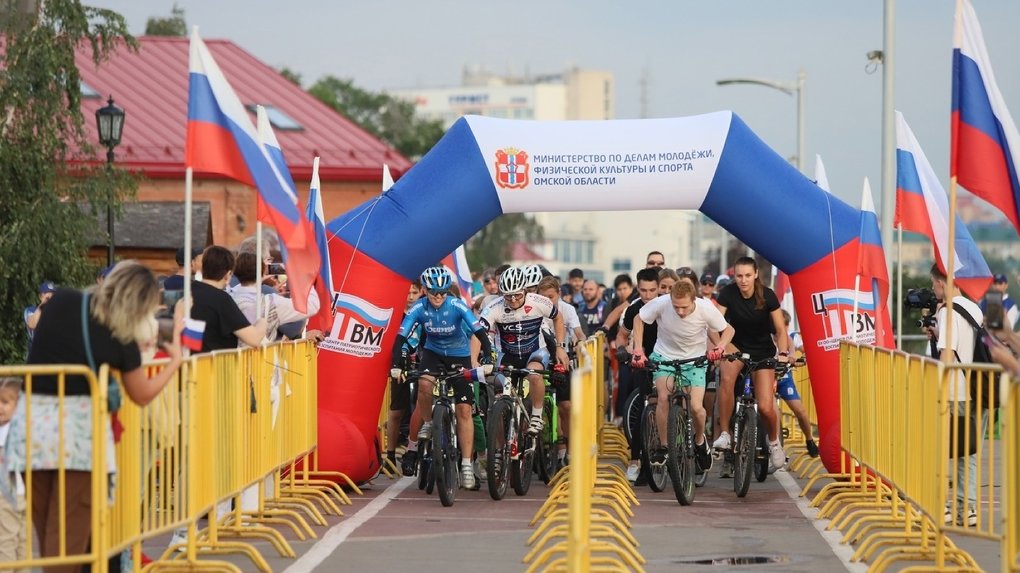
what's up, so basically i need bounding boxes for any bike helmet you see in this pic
[498,266,528,294]
[420,266,452,292]
[522,264,543,289]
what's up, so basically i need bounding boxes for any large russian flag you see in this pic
[185,27,306,250]
[951,0,1020,235]
[896,111,992,300]
[306,157,335,302]
[857,178,889,291]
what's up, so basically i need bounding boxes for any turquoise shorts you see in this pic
[650,351,707,388]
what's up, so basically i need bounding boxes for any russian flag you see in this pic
[896,111,992,300]
[856,178,889,291]
[182,318,205,352]
[306,157,335,302]
[951,0,1020,235]
[185,27,306,250]
[440,245,474,305]
[814,154,832,193]
[256,107,319,314]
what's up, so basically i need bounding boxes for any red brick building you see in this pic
[75,36,412,274]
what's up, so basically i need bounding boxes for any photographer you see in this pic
[923,264,982,526]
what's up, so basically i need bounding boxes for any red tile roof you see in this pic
[75,36,412,181]
[509,242,546,261]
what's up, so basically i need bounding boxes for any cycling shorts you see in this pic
[650,351,707,388]
[420,349,474,405]
[777,372,800,402]
[499,347,550,370]
[389,376,411,411]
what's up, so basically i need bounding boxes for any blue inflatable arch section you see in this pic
[319,111,869,481]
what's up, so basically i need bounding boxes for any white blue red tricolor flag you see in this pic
[440,245,474,305]
[185,27,308,251]
[306,157,335,301]
[182,318,205,352]
[952,0,1020,236]
[856,178,889,291]
[896,111,992,300]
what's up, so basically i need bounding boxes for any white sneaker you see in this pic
[712,432,731,450]
[169,528,188,553]
[417,422,432,441]
[625,461,640,482]
[461,465,476,489]
[769,439,786,470]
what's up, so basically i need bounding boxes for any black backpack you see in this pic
[951,303,1000,411]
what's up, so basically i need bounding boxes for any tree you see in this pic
[465,214,544,271]
[0,1,137,363]
[278,67,302,87]
[145,3,186,37]
[307,75,445,161]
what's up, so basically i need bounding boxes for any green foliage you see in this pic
[144,3,186,37]
[0,1,137,363]
[278,67,302,87]
[307,75,445,161]
[464,214,544,271]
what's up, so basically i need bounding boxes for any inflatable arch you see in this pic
[307,111,894,483]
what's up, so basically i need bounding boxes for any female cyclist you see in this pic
[711,257,790,470]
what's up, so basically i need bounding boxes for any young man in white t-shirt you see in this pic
[927,264,982,526]
[630,280,734,471]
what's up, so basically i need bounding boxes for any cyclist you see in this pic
[658,267,679,295]
[391,266,493,489]
[630,279,733,472]
[522,264,545,294]
[479,267,569,435]
[537,276,586,467]
[711,256,791,471]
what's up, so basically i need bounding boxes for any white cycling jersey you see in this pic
[479,293,559,357]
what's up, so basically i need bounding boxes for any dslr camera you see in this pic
[904,287,939,328]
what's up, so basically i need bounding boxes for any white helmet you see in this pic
[498,267,528,294]
[522,264,543,289]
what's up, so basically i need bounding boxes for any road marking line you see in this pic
[284,476,414,573]
[774,470,867,573]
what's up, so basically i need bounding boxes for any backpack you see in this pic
[951,302,1000,411]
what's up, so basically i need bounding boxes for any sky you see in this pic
[93,0,1020,217]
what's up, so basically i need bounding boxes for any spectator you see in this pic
[565,268,585,306]
[163,247,203,291]
[645,251,665,268]
[979,274,1018,329]
[700,273,717,301]
[23,281,55,355]
[6,261,184,569]
[191,246,267,352]
[577,279,607,337]
[229,253,319,342]
[0,377,25,569]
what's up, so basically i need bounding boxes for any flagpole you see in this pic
[896,224,903,349]
[183,167,193,357]
[941,177,959,365]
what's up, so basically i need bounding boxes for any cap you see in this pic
[994,273,1008,283]
[39,280,56,294]
[700,273,715,285]
[715,276,732,287]
[175,247,204,266]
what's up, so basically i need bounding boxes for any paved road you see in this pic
[182,464,861,573]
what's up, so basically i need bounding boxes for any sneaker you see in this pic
[649,448,667,466]
[461,465,477,490]
[712,432,732,450]
[957,507,977,527]
[401,450,418,477]
[695,439,713,471]
[943,504,954,525]
[769,439,786,470]
[168,528,188,553]
[806,439,819,458]
[528,415,544,436]
[719,453,734,479]
[625,461,640,482]
[417,423,432,441]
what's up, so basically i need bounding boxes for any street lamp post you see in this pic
[95,96,125,267]
[716,70,806,173]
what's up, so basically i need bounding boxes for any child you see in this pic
[0,377,25,570]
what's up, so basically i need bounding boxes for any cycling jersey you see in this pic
[543,300,581,345]
[398,296,481,357]
[479,293,558,357]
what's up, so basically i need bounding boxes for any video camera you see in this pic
[904,287,939,328]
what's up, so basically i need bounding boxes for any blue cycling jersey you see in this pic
[398,296,482,357]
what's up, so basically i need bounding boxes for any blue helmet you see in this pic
[420,266,452,292]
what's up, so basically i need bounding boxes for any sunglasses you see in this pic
[504,292,525,301]
[427,289,449,297]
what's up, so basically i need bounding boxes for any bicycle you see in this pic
[720,353,790,497]
[535,364,568,484]
[644,356,710,505]
[487,364,547,500]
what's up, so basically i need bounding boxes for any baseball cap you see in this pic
[175,247,204,266]
[994,273,1008,283]
[700,273,715,285]
[39,280,56,294]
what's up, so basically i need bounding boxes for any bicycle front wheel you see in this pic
[667,401,695,505]
[536,402,556,484]
[510,407,533,496]
[641,403,667,492]
[754,415,769,483]
[432,406,457,507]
[486,399,512,500]
[622,388,643,443]
[734,408,757,498]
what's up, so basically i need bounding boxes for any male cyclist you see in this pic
[631,280,733,472]
[391,267,493,489]
[479,267,568,435]
[537,276,586,467]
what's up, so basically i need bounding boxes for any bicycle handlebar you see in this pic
[495,365,550,378]
[645,355,709,369]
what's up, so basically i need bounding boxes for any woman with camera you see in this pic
[228,252,320,342]
[5,260,184,570]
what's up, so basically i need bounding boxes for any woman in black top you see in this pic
[711,257,790,470]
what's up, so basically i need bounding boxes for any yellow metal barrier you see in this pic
[1003,374,1019,573]
[523,334,644,573]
